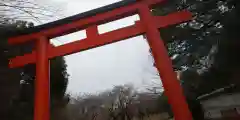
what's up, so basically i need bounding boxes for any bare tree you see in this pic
[0,0,61,23]
[67,84,163,120]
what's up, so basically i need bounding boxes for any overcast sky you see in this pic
[38,0,161,94]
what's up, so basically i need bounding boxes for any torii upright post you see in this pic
[138,5,192,120]
[35,37,50,120]
[8,0,193,120]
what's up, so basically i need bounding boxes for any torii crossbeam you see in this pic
[8,0,193,120]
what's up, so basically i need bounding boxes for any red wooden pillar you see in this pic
[138,4,193,120]
[34,36,50,120]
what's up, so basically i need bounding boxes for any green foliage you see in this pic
[151,1,240,119]
[154,0,226,71]
[0,20,69,120]
[50,56,69,99]
[151,0,240,95]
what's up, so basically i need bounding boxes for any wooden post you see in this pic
[34,36,50,120]
[138,4,192,120]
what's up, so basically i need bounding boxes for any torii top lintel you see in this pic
[8,0,163,44]
[8,0,192,68]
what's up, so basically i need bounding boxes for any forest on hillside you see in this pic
[0,0,240,120]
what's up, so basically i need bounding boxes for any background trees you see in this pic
[150,0,240,97]
[148,0,240,119]
[0,0,60,23]
[67,84,161,120]
[0,20,69,120]
[1,0,240,119]
[0,1,69,120]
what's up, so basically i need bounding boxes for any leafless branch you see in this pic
[0,0,61,23]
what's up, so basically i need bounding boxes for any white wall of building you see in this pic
[200,93,240,119]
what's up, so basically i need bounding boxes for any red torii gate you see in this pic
[8,0,193,120]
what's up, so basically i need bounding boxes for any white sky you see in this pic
[38,0,162,94]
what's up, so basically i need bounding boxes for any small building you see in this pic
[198,85,240,120]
